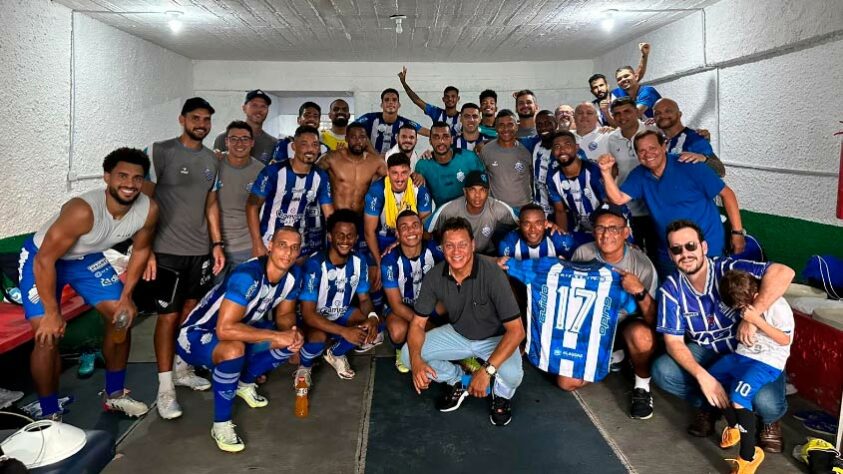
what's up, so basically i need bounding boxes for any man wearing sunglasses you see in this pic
[651,220,794,452]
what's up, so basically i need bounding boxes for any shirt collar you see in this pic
[443,254,480,281]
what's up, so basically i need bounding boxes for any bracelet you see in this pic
[367,312,380,322]
[212,241,225,248]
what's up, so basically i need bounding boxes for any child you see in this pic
[707,270,795,474]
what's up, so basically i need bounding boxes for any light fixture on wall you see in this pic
[601,9,617,32]
[390,14,407,35]
[166,10,184,34]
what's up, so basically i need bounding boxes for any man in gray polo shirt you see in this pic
[479,109,533,212]
[426,170,517,255]
[213,90,277,164]
[143,97,225,420]
[402,216,524,426]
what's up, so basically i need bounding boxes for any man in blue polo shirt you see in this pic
[650,220,793,452]
[414,122,485,207]
[598,130,747,275]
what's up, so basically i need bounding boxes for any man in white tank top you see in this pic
[18,148,159,420]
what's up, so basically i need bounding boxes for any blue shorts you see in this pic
[707,353,782,410]
[19,238,122,320]
[177,320,276,369]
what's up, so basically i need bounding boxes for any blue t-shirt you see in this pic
[506,258,636,382]
[611,85,662,118]
[547,160,606,232]
[381,240,443,313]
[354,113,422,155]
[667,127,714,156]
[657,257,770,354]
[300,251,370,321]
[498,230,575,260]
[414,149,485,207]
[363,178,433,250]
[270,137,329,164]
[250,161,333,256]
[181,257,300,334]
[424,103,461,135]
[620,154,726,255]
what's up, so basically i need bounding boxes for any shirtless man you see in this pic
[318,123,387,214]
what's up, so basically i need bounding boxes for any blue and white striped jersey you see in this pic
[658,257,770,354]
[547,159,606,233]
[250,161,332,256]
[269,137,329,164]
[381,240,443,309]
[507,258,636,382]
[353,113,422,155]
[300,251,370,321]
[424,103,461,135]
[452,133,486,152]
[498,230,575,260]
[666,127,714,157]
[180,257,300,336]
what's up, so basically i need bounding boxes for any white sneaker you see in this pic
[156,390,183,419]
[324,348,355,380]
[236,383,268,408]
[354,331,385,353]
[102,389,149,417]
[0,387,24,409]
[292,366,312,388]
[174,366,211,391]
[211,421,245,453]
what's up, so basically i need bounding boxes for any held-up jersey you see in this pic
[381,240,443,311]
[506,258,636,382]
[354,113,422,155]
[300,251,370,321]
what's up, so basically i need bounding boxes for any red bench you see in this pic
[0,286,91,353]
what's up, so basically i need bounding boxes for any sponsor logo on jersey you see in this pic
[87,258,109,273]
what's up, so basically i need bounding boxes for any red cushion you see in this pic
[0,286,90,353]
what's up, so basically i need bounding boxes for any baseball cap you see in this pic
[181,97,215,115]
[245,89,272,106]
[463,170,490,189]
[590,202,626,223]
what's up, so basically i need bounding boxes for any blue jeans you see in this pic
[651,342,787,423]
[400,324,523,399]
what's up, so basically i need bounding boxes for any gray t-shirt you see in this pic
[218,157,264,253]
[572,242,658,298]
[214,129,277,165]
[427,196,518,255]
[149,138,219,256]
[479,140,533,208]
[415,256,520,340]
[517,126,537,138]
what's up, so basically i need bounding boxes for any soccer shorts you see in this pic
[152,253,213,314]
[707,353,782,410]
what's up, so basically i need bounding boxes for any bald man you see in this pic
[653,98,725,177]
[573,102,611,162]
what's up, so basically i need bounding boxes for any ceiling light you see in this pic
[390,14,407,35]
[166,10,183,34]
[601,9,617,32]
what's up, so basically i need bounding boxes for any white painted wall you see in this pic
[594,1,843,226]
[0,1,194,237]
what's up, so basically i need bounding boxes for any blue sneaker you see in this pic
[77,351,97,379]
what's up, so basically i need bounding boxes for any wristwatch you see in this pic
[483,362,497,377]
[212,241,225,249]
[633,290,648,302]
[730,229,747,236]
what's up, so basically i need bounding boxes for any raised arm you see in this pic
[597,154,632,205]
[635,43,651,82]
[398,66,429,111]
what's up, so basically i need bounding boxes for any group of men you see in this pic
[19,42,795,472]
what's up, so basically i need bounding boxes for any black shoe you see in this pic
[687,409,717,437]
[630,388,653,420]
[489,395,512,426]
[437,382,468,412]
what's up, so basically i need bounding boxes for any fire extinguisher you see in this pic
[837,121,843,219]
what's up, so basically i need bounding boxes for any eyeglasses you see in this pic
[669,242,699,255]
[593,225,624,235]
[227,137,252,144]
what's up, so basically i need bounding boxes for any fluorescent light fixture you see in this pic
[166,10,183,33]
[601,9,617,32]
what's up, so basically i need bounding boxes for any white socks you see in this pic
[158,371,175,393]
[634,375,651,391]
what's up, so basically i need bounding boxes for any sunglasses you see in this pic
[669,242,699,255]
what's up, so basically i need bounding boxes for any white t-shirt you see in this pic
[735,297,794,371]
[575,128,611,162]
[386,144,419,172]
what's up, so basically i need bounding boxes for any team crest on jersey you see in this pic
[456,170,465,182]
[560,180,571,191]
[481,226,492,237]
[514,161,526,174]
[588,141,598,151]
[203,168,215,181]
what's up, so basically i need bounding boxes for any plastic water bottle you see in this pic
[294,376,309,418]
[113,311,130,344]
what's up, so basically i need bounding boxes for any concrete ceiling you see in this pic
[54,0,717,62]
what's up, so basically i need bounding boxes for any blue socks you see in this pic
[212,357,244,422]
[299,342,326,368]
[241,348,294,384]
[105,369,126,397]
[39,393,60,417]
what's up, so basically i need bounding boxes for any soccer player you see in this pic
[453,103,486,152]
[514,90,539,138]
[21,148,158,419]
[589,43,650,126]
[380,210,445,372]
[353,88,427,154]
[414,122,485,207]
[319,123,388,213]
[296,210,380,383]
[651,220,793,451]
[479,110,533,212]
[322,99,350,151]
[497,203,574,260]
[247,125,334,263]
[144,97,225,419]
[402,217,525,426]
[270,102,329,163]
[177,227,304,452]
[654,98,726,177]
[521,110,559,217]
[707,270,794,472]
[398,66,461,135]
[213,90,277,164]
[364,154,433,291]
[478,89,499,139]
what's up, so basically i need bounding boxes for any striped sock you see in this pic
[241,348,293,384]
[212,357,244,422]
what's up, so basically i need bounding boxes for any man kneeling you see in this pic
[177,227,304,452]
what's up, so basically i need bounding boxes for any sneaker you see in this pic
[102,389,149,417]
[0,387,24,409]
[156,390,183,419]
[461,357,483,374]
[21,396,74,419]
[629,388,653,420]
[793,438,843,472]
[610,349,625,372]
[77,351,97,379]
[726,446,764,474]
[687,409,717,437]
[324,348,355,380]
[211,421,245,453]
[758,421,783,453]
[436,382,469,412]
[720,426,741,448]
[354,331,385,353]
[174,366,211,391]
[292,366,312,388]
[394,350,409,373]
[489,394,512,426]
[236,383,268,408]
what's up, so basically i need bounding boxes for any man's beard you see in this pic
[349,144,365,155]
[185,128,206,142]
[557,155,576,168]
[399,142,415,153]
[332,117,349,127]
[517,112,534,120]
[108,186,139,206]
